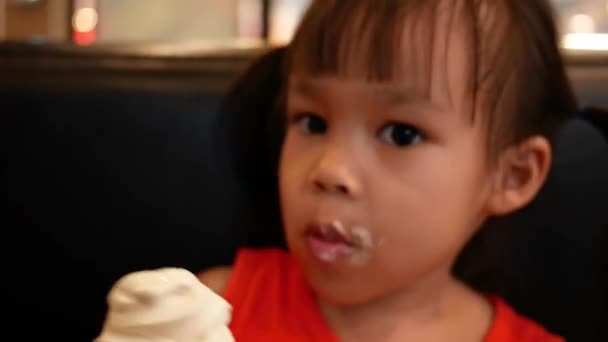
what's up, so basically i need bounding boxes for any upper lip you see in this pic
[305,221,359,248]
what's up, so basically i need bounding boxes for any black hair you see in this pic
[285,0,578,159]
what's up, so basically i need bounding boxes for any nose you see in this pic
[310,148,361,198]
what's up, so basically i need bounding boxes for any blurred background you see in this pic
[0,0,309,46]
[0,0,606,49]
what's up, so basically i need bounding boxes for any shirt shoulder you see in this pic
[484,296,565,342]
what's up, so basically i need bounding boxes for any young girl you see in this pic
[201,0,577,341]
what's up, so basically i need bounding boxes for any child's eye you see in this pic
[293,113,327,135]
[378,123,423,147]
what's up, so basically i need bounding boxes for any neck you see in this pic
[319,270,474,341]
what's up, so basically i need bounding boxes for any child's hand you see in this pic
[197,266,233,295]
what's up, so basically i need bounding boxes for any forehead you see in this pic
[287,0,475,111]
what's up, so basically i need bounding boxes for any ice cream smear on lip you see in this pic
[349,225,375,265]
[96,267,234,342]
[308,220,376,265]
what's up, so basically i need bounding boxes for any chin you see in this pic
[308,274,384,308]
[294,255,385,307]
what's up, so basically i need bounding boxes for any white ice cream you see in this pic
[96,267,234,342]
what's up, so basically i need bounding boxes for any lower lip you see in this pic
[306,234,354,264]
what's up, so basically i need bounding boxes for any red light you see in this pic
[73,29,96,45]
[72,5,98,45]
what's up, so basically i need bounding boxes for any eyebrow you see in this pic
[373,85,445,113]
[290,79,321,98]
[376,86,425,106]
[290,78,442,112]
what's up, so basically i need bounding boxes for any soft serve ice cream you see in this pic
[96,267,234,342]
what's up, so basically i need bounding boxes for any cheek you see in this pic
[278,134,311,223]
[279,139,297,208]
[370,144,488,266]
[279,132,305,181]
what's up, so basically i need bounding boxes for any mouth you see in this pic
[304,221,360,263]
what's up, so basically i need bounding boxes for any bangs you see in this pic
[285,0,474,100]
[285,0,534,158]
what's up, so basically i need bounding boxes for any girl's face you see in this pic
[279,22,498,306]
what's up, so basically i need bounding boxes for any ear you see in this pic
[486,136,552,217]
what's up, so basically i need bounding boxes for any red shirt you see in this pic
[224,248,564,342]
